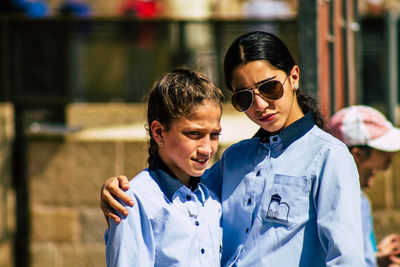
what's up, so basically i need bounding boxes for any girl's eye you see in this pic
[186,131,201,138]
[211,132,221,140]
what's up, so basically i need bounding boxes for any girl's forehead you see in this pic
[231,61,281,88]
[170,101,221,124]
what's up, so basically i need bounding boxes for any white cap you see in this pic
[329,105,400,152]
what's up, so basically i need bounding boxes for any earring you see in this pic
[294,85,298,90]
[158,142,163,147]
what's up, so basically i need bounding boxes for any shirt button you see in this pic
[245,228,249,233]
[247,198,252,205]
[256,170,261,176]
[272,136,278,142]
[195,221,200,226]
[201,248,205,254]
[186,195,191,200]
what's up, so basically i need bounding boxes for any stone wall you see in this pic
[24,103,400,266]
[0,103,15,267]
[27,135,149,267]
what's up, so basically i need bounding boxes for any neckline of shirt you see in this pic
[148,154,207,202]
[253,112,315,149]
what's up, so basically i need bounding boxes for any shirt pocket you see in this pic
[258,174,312,230]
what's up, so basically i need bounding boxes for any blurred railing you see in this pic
[0,16,298,133]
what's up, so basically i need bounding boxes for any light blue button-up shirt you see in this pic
[361,192,377,267]
[203,113,365,267]
[105,155,222,267]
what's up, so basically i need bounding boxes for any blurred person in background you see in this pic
[242,0,294,18]
[59,0,92,17]
[330,105,400,267]
[12,0,49,17]
[117,0,159,17]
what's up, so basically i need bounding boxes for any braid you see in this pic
[148,138,158,165]
[296,88,326,130]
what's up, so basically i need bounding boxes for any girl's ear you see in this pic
[150,120,164,144]
[290,65,300,90]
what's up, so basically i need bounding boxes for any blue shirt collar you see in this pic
[253,112,315,149]
[148,154,203,202]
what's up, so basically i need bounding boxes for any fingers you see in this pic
[100,175,134,224]
[117,175,130,190]
[379,235,400,252]
[101,183,129,214]
[100,187,123,224]
[378,234,400,262]
[101,198,121,225]
[107,176,134,207]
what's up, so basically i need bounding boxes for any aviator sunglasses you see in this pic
[231,74,289,112]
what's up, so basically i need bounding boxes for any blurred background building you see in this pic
[1,0,400,266]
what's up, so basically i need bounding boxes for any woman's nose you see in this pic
[252,91,270,111]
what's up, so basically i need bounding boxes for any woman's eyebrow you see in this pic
[235,76,277,91]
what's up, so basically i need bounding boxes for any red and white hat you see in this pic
[329,105,400,152]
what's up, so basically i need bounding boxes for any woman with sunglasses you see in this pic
[100,31,365,266]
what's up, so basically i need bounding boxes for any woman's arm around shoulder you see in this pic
[100,175,135,226]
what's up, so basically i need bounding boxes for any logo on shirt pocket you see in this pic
[260,174,312,230]
[266,194,290,222]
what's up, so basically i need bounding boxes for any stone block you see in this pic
[7,189,16,234]
[373,210,400,242]
[364,169,389,210]
[31,207,79,243]
[122,141,149,178]
[31,243,59,267]
[0,104,14,267]
[60,244,106,267]
[28,140,119,206]
[0,242,12,267]
[67,103,147,128]
[80,207,108,244]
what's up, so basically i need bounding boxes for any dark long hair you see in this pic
[146,68,224,164]
[224,31,325,129]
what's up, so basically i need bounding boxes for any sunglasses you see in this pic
[231,75,289,112]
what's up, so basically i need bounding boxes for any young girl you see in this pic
[105,68,224,266]
[102,31,365,266]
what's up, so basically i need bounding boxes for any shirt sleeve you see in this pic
[105,193,155,267]
[314,144,366,266]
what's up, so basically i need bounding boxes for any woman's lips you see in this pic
[259,113,277,122]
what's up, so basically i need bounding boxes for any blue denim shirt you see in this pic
[105,155,222,267]
[203,113,365,267]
